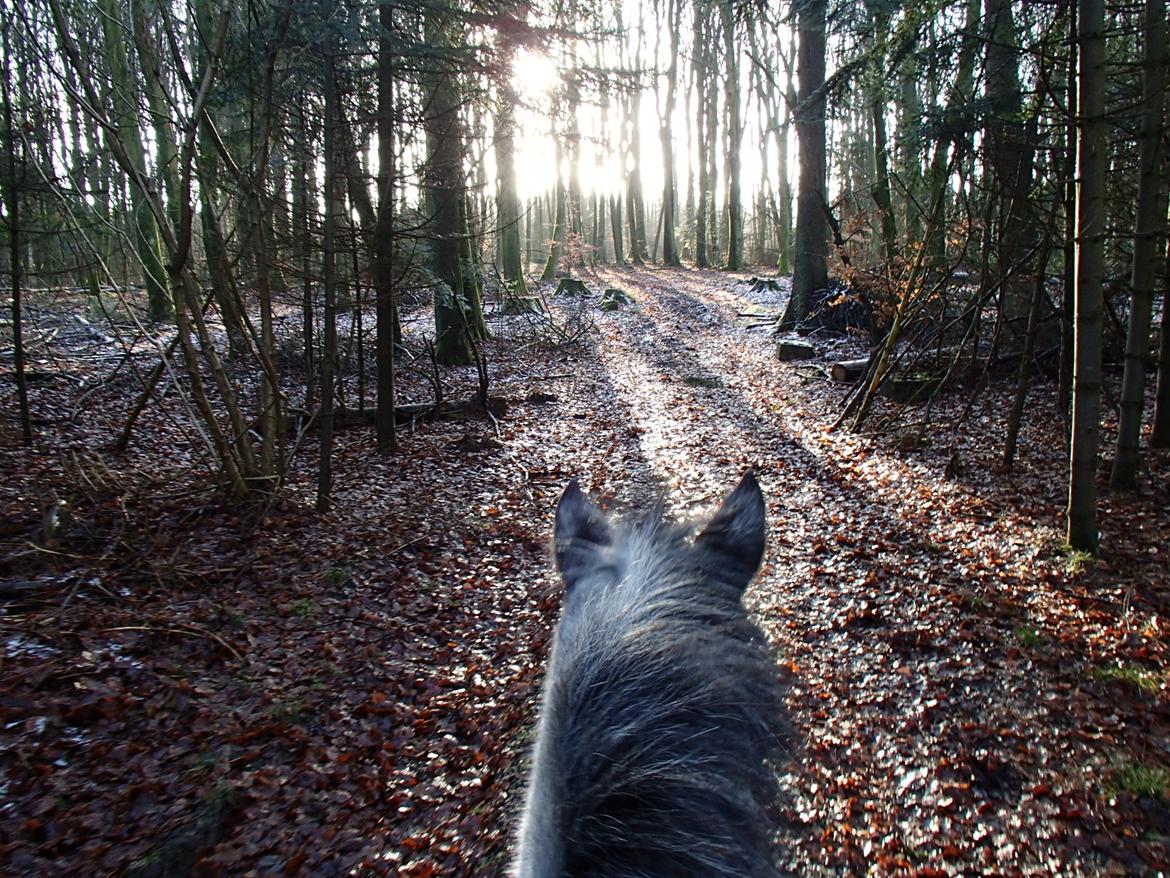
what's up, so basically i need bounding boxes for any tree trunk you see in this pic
[659,0,681,266]
[293,94,316,407]
[925,0,980,266]
[627,7,649,264]
[781,0,829,328]
[609,193,625,263]
[866,5,898,265]
[1003,237,1052,468]
[984,0,1037,334]
[423,8,476,365]
[2,27,31,445]
[896,57,924,246]
[373,0,398,453]
[777,31,797,274]
[495,33,531,306]
[98,0,170,322]
[1067,0,1106,553]
[540,119,566,281]
[1110,0,1168,488]
[1059,3,1078,413]
[1153,243,1170,445]
[695,8,710,268]
[627,90,648,264]
[720,0,742,270]
[130,1,181,246]
[318,23,340,511]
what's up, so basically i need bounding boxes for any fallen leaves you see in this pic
[1,266,1168,875]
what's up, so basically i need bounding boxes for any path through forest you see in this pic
[550,265,1164,877]
[2,267,1168,877]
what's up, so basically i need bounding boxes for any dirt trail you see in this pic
[545,265,1166,876]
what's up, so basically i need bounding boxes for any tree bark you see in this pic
[1153,241,1170,445]
[694,8,710,268]
[495,43,530,304]
[1003,237,1052,468]
[1067,0,1106,553]
[1059,3,1078,413]
[924,0,980,266]
[540,113,566,281]
[866,4,898,265]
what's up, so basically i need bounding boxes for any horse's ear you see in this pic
[554,479,613,589]
[696,472,766,588]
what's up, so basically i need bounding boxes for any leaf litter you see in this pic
[1,266,1168,876]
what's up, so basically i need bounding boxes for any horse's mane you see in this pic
[516,477,786,878]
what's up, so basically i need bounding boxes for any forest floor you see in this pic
[2,265,1169,877]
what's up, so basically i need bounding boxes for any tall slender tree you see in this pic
[781,0,829,328]
[1111,0,1168,488]
[2,17,31,444]
[319,3,340,511]
[984,0,1037,332]
[373,0,398,453]
[720,0,743,270]
[1068,0,1106,553]
[658,0,681,266]
[98,0,170,322]
[422,6,484,365]
[494,12,532,307]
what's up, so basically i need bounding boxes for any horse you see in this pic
[515,472,786,878]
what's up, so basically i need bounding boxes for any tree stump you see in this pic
[748,276,783,293]
[554,278,591,297]
[599,288,632,311]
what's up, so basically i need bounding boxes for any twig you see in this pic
[387,535,428,556]
[102,625,244,663]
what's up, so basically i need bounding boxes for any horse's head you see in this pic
[516,473,784,878]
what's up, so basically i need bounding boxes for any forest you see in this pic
[1,0,1169,874]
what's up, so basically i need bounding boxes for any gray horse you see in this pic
[515,473,785,878]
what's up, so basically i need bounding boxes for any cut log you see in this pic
[0,580,52,599]
[776,339,816,361]
[830,358,870,382]
[342,396,509,426]
[287,396,509,434]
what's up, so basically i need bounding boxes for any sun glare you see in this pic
[511,49,560,102]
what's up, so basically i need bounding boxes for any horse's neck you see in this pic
[515,694,566,878]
